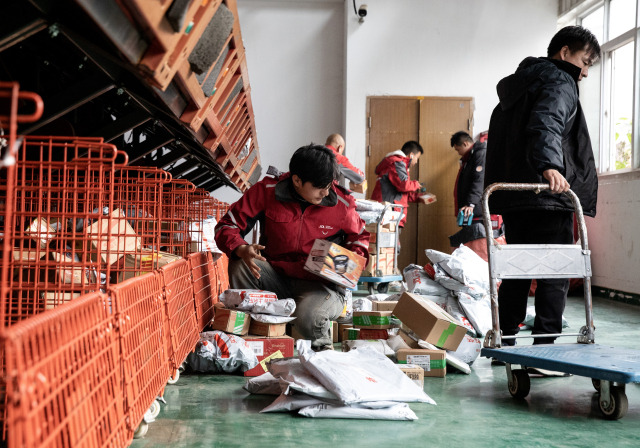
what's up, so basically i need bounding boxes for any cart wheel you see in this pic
[368,283,375,295]
[508,369,530,399]
[599,387,628,420]
[133,421,149,439]
[149,399,161,419]
[377,282,389,294]
[592,378,601,392]
[167,368,180,385]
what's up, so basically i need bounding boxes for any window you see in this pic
[577,0,639,173]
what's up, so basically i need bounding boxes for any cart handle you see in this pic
[481,182,588,251]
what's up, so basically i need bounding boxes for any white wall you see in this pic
[344,0,558,174]
[587,173,640,294]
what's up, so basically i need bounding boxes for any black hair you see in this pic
[547,25,601,63]
[289,144,338,188]
[400,140,424,156]
[450,131,473,147]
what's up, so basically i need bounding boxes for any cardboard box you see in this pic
[114,249,182,282]
[342,327,360,340]
[363,252,395,277]
[26,217,59,249]
[398,364,425,388]
[398,329,421,349]
[338,323,353,342]
[358,328,389,340]
[372,300,397,312]
[348,179,367,193]
[352,311,393,329]
[394,292,467,351]
[397,348,446,377]
[249,321,287,337]
[41,291,81,309]
[332,321,339,343]
[49,252,87,284]
[304,239,365,289]
[211,307,251,335]
[243,335,294,377]
[85,209,141,266]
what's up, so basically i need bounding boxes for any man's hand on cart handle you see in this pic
[543,169,570,194]
[235,244,266,279]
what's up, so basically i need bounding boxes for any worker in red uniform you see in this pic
[371,140,429,229]
[325,133,366,186]
[215,144,369,351]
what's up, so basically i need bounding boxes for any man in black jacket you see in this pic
[484,26,600,347]
[449,131,504,261]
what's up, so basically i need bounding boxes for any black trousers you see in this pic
[498,210,574,345]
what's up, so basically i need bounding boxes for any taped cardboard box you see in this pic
[348,179,367,194]
[211,306,251,335]
[114,249,182,282]
[304,239,365,289]
[85,209,141,266]
[372,300,397,312]
[243,335,294,377]
[358,328,389,340]
[398,364,425,388]
[397,348,446,378]
[332,321,339,343]
[342,327,359,341]
[249,321,287,337]
[352,311,393,329]
[393,292,466,351]
[337,323,352,342]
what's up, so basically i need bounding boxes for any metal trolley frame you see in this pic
[479,183,640,420]
[359,204,404,294]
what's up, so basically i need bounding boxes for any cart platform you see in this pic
[482,344,640,384]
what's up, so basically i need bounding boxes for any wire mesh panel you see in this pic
[189,251,216,331]
[1,137,123,327]
[2,292,127,448]
[159,258,198,372]
[109,271,168,438]
[161,179,195,257]
[108,167,173,284]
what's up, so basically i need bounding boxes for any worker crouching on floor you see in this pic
[214,144,370,351]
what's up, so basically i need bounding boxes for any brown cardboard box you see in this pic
[49,252,86,284]
[211,306,251,335]
[348,179,367,193]
[352,311,393,329]
[342,327,360,341]
[394,292,467,351]
[243,335,294,377]
[332,321,339,343]
[397,348,446,377]
[398,329,421,349]
[249,321,287,337]
[338,323,353,342]
[304,239,365,289]
[114,249,182,282]
[398,364,425,388]
[41,291,81,309]
[85,209,141,266]
[372,300,397,312]
[26,217,58,249]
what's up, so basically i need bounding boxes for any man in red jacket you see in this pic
[371,140,427,228]
[215,144,369,350]
[325,133,366,187]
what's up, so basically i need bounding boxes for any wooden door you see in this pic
[418,98,473,264]
[366,96,473,269]
[366,97,420,270]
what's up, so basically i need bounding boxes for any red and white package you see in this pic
[220,289,278,310]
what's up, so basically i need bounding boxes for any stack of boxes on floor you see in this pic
[363,215,397,277]
[211,290,295,377]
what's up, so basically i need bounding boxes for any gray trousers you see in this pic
[227,258,345,347]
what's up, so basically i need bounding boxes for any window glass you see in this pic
[609,0,637,40]
[581,6,605,45]
[609,42,634,170]
[580,59,601,167]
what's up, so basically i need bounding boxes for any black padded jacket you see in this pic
[484,57,598,217]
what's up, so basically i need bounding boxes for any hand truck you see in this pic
[480,183,640,420]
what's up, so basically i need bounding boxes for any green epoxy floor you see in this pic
[131,295,640,448]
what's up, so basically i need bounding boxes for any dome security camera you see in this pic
[358,4,367,22]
